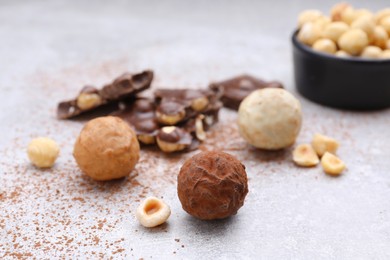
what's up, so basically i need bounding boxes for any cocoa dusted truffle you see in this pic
[73,116,140,181]
[177,151,248,220]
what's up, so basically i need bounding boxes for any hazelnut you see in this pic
[322,21,349,42]
[375,9,390,24]
[292,144,319,167]
[379,16,390,35]
[353,9,373,20]
[330,2,351,21]
[314,16,331,30]
[341,6,357,25]
[27,137,60,168]
[238,88,302,150]
[338,29,369,55]
[177,151,248,220]
[312,39,337,54]
[137,134,155,145]
[191,97,209,112]
[195,115,206,141]
[381,49,390,59]
[351,16,375,42]
[73,116,140,181]
[156,109,185,126]
[335,50,351,58]
[361,46,382,59]
[311,133,339,157]
[298,10,323,28]
[321,152,346,175]
[156,126,188,153]
[371,26,389,49]
[76,93,102,110]
[136,197,171,228]
[297,22,322,46]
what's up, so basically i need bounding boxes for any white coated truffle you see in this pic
[238,88,302,150]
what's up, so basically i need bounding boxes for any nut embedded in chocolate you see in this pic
[57,70,153,119]
[177,151,248,220]
[209,74,284,110]
[154,88,220,125]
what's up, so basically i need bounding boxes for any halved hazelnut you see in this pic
[156,126,187,153]
[292,144,319,167]
[191,97,209,112]
[312,133,339,157]
[321,152,346,175]
[76,93,102,110]
[156,110,185,125]
[195,115,206,141]
[137,134,155,145]
[135,197,171,228]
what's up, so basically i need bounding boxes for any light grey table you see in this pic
[1,1,390,259]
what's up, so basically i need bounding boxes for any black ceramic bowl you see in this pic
[292,30,390,110]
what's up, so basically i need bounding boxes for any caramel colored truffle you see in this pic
[177,151,248,220]
[73,116,140,181]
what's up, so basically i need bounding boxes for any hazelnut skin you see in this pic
[73,116,140,181]
[177,151,248,220]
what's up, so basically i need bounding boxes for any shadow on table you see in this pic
[182,214,238,237]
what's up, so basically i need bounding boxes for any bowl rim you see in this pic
[291,30,390,64]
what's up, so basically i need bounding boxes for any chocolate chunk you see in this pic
[111,98,159,145]
[112,90,222,152]
[57,70,153,119]
[154,89,220,125]
[209,74,283,110]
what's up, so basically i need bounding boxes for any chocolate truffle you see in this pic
[73,116,140,181]
[238,88,302,150]
[177,151,248,220]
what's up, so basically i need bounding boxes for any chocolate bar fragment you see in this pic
[112,98,159,145]
[154,88,220,125]
[112,90,222,153]
[57,70,153,119]
[209,74,283,110]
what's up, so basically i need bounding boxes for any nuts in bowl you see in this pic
[297,3,390,59]
[292,3,390,109]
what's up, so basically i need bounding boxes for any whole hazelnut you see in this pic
[27,137,60,168]
[330,2,351,21]
[312,39,337,54]
[177,151,248,220]
[375,9,390,24]
[361,46,382,59]
[297,10,323,28]
[338,29,369,55]
[297,22,322,46]
[73,116,140,181]
[351,16,375,42]
[335,50,351,58]
[238,88,302,150]
[381,50,390,59]
[322,21,349,42]
[371,26,389,49]
[379,16,390,35]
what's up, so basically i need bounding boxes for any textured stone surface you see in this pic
[1,0,390,259]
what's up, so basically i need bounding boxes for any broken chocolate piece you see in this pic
[57,70,153,119]
[111,98,158,145]
[209,74,283,110]
[112,90,222,152]
[154,89,220,125]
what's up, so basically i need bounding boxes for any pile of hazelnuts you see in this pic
[297,3,390,59]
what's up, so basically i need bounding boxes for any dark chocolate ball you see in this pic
[177,151,248,220]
